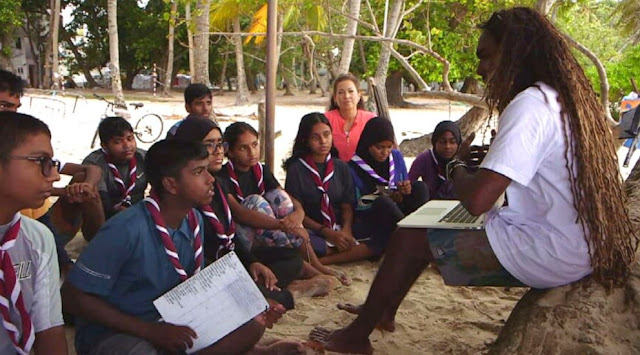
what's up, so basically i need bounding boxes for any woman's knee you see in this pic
[371,196,404,223]
[242,194,276,217]
[264,189,294,218]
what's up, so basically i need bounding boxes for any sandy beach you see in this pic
[20,89,634,354]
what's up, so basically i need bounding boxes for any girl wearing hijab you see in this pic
[284,113,383,265]
[172,118,334,309]
[408,120,461,200]
[348,117,429,254]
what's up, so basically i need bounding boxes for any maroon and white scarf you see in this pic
[299,154,336,229]
[200,183,236,259]
[0,214,34,355]
[103,149,137,207]
[226,160,265,201]
[144,194,202,281]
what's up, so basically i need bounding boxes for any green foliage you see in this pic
[555,0,639,101]
[388,0,516,84]
[0,0,23,58]
[65,0,172,88]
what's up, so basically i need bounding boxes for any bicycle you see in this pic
[90,93,165,148]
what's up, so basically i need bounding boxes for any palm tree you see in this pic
[194,0,211,86]
[338,0,361,74]
[211,0,252,105]
[107,0,126,106]
[51,0,61,89]
[163,0,178,96]
[185,1,196,77]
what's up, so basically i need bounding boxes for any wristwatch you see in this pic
[446,159,468,181]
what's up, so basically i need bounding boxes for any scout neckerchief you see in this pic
[226,160,265,201]
[200,183,236,259]
[144,194,202,281]
[299,153,336,229]
[350,153,396,189]
[102,149,137,207]
[0,214,34,355]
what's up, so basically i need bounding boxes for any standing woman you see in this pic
[349,117,429,252]
[408,120,461,200]
[285,113,382,265]
[325,73,376,161]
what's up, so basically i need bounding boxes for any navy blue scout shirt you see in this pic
[67,202,203,353]
[285,158,355,225]
[82,148,148,219]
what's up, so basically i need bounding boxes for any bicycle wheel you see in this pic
[134,113,164,143]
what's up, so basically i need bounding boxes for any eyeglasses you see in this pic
[203,142,228,153]
[7,156,61,177]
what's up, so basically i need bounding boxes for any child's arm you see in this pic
[62,283,196,353]
[227,194,282,230]
[33,326,67,355]
[280,194,305,230]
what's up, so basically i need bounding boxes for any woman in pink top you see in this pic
[325,73,376,161]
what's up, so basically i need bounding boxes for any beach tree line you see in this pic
[0,0,638,110]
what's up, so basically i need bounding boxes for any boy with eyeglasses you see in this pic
[82,116,148,221]
[0,112,67,354]
[0,69,104,272]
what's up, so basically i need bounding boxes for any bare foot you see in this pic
[249,339,305,354]
[330,269,352,286]
[308,327,373,355]
[337,303,396,332]
[305,260,351,286]
[299,261,322,279]
[288,275,339,298]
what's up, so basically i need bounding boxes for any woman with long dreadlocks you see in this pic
[309,7,638,354]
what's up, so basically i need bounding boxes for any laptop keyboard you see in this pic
[438,204,481,224]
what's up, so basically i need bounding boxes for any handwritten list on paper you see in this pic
[153,252,269,353]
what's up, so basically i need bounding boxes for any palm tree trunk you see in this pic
[163,0,178,96]
[51,0,61,89]
[194,0,210,85]
[185,1,196,77]
[233,16,250,105]
[338,0,361,74]
[107,0,126,107]
[218,52,228,94]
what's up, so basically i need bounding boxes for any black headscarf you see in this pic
[354,117,396,180]
[173,117,221,142]
[431,120,461,167]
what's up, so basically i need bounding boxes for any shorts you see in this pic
[427,228,526,287]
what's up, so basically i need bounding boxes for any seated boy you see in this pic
[166,83,214,137]
[63,139,303,355]
[82,116,148,221]
[0,112,67,353]
[0,69,104,268]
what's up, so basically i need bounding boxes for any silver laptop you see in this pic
[397,200,485,229]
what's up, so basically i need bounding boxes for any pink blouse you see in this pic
[325,109,376,161]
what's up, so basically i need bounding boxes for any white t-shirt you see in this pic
[480,82,593,288]
[0,217,63,353]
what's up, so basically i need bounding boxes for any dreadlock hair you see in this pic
[480,7,638,287]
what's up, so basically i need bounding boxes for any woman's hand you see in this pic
[325,229,356,251]
[397,180,412,195]
[249,262,279,291]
